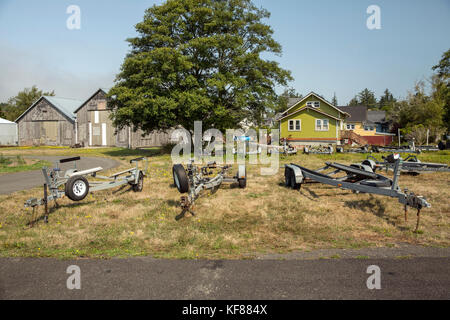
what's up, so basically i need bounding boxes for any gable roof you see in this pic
[279,105,342,121]
[15,96,83,123]
[74,88,110,113]
[282,92,349,118]
[337,106,367,122]
[0,117,16,124]
[367,110,387,123]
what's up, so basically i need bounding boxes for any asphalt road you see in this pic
[1,254,449,300]
[0,156,120,195]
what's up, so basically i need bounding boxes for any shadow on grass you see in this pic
[344,196,408,230]
[26,200,96,227]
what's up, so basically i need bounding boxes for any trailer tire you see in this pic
[65,176,89,202]
[284,167,293,188]
[173,164,189,194]
[238,178,247,189]
[132,172,144,192]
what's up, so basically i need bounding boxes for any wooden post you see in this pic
[44,183,48,224]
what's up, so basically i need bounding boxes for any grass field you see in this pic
[0,154,51,174]
[0,147,449,260]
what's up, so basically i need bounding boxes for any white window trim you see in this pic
[288,119,301,132]
[316,119,329,131]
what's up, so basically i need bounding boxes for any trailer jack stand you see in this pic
[415,209,421,233]
[176,196,196,221]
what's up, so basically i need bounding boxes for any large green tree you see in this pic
[432,49,450,132]
[357,88,377,109]
[1,86,55,121]
[108,0,292,133]
[378,88,396,111]
[387,81,445,143]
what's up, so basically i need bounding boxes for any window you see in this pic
[307,101,320,108]
[316,119,329,131]
[347,124,355,130]
[364,126,374,131]
[288,119,301,131]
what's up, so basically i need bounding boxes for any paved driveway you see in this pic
[0,156,120,195]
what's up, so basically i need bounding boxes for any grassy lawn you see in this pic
[0,147,449,260]
[0,154,51,174]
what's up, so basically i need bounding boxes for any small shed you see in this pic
[16,96,82,146]
[0,117,18,146]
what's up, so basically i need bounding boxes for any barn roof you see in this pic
[0,117,16,124]
[74,88,110,113]
[15,96,83,123]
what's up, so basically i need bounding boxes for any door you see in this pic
[102,123,107,146]
[40,121,58,145]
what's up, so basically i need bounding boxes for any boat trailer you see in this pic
[285,156,431,232]
[24,156,148,224]
[304,145,334,155]
[362,154,450,174]
[172,161,247,220]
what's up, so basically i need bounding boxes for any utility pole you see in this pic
[426,129,430,146]
[398,128,401,146]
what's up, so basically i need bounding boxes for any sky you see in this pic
[0,0,449,105]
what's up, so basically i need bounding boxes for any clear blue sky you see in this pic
[0,0,449,105]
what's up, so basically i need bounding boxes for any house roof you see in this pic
[74,88,110,113]
[15,96,83,123]
[337,106,367,122]
[367,110,387,123]
[0,117,15,124]
[279,106,342,121]
[283,92,349,118]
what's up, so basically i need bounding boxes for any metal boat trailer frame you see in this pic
[24,156,148,224]
[336,145,370,154]
[285,158,431,232]
[363,154,450,174]
[172,161,247,220]
[303,145,334,155]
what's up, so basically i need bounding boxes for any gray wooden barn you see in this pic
[16,96,82,146]
[74,88,172,148]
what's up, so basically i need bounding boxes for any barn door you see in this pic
[40,121,58,145]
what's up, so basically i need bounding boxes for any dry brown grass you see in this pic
[0,148,449,259]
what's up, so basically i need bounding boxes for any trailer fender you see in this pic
[285,164,304,185]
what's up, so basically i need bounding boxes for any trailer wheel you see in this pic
[290,172,301,190]
[65,176,89,202]
[173,164,189,194]
[237,165,247,189]
[132,172,144,192]
[284,167,293,188]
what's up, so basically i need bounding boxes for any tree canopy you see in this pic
[108,0,292,133]
[0,86,55,121]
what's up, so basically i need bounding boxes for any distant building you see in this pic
[15,88,173,148]
[16,96,81,146]
[0,117,18,146]
[337,106,394,146]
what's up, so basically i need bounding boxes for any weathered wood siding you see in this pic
[17,99,75,146]
[130,129,172,148]
[76,89,172,148]
[76,90,129,147]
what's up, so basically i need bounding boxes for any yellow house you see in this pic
[279,92,349,146]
